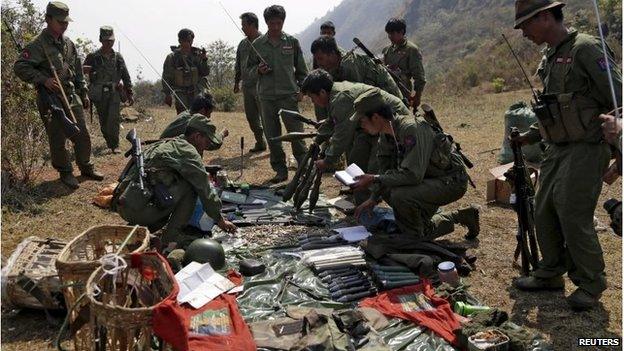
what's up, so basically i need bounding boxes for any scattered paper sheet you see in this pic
[332,226,371,242]
[175,262,236,309]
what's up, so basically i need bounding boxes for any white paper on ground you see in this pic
[332,226,371,242]
[175,262,235,309]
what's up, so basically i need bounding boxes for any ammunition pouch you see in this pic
[174,66,199,87]
[534,93,602,143]
[430,133,454,170]
[88,83,114,103]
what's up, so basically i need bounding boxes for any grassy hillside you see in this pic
[297,0,622,92]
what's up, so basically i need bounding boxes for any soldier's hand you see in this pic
[217,218,238,234]
[258,62,271,75]
[82,96,90,110]
[599,114,621,145]
[509,131,530,146]
[315,159,327,172]
[233,82,240,94]
[351,174,375,192]
[44,77,61,92]
[164,95,173,107]
[603,162,620,185]
[354,199,376,221]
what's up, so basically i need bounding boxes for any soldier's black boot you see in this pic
[80,167,104,181]
[59,172,79,189]
[453,204,480,239]
[269,171,288,184]
[249,142,266,153]
[514,275,565,291]
[567,288,600,311]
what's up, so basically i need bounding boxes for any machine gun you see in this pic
[505,127,539,275]
[2,18,80,139]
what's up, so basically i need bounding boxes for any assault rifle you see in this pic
[506,127,539,275]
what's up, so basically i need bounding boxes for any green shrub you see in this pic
[212,86,238,112]
[492,77,505,93]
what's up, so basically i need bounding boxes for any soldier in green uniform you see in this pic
[112,115,237,267]
[234,12,266,153]
[311,36,404,100]
[350,90,479,240]
[160,93,228,141]
[302,70,408,175]
[511,0,622,311]
[246,5,309,183]
[14,1,103,189]
[382,18,426,109]
[83,26,133,154]
[162,28,210,114]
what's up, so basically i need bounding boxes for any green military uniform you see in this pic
[333,51,403,100]
[84,26,132,150]
[382,39,426,96]
[247,32,308,175]
[352,91,469,239]
[162,46,210,114]
[521,29,622,296]
[13,5,95,177]
[318,83,409,174]
[113,117,224,251]
[235,35,265,149]
[160,110,193,139]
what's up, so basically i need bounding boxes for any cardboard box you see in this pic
[486,162,539,205]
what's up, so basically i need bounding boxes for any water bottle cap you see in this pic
[438,261,456,272]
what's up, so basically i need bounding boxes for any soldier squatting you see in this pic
[12,0,622,312]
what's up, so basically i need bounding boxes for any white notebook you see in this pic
[334,163,364,186]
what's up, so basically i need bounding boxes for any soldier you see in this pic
[83,26,133,154]
[112,115,237,265]
[302,70,408,174]
[511,0,622,311]
[160,93,228,141]
[311,36,403,100]
[234,12,266,153]
[14,1,103,189]
[350,90,479,241]
[162,28,210,114]
[320,21,336,37]
[382,18,426,109]
[246,5,308,183]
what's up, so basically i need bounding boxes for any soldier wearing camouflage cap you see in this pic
[511,0,622,311]
[84,26,133,154]
[350,89,479,241]
[112,115,237,264]
[14,1,103,189]
[162,28,210,114]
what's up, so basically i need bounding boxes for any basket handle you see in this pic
[116,225,140,255]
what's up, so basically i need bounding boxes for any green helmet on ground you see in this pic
[183,238,226,269]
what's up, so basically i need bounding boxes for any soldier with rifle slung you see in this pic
[350,90,479,241]
[111,115,237,268]
[13,1,103,189]
[162,28,210,114]
[510,0,622,311]
[83,26,134,154]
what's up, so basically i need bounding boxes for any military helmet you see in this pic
[182,238,225,269]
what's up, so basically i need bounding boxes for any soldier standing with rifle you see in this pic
[511,0,622,311]
[13,1,103,189]
[84,26,134,154]
[162,28,210,114]
[234,12,266,153]
[382,18,426,109]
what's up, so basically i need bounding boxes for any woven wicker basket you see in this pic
[86,252,176,351]
[1,236,66,310]
[55,225,150,351]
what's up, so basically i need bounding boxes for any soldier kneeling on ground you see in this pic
[350,89,479,241]
[112,115,237,270]
[160,93,228,141]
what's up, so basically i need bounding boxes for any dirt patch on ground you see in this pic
[2,90,621,350]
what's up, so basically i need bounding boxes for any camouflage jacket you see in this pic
[333,51,403,99]
[162,46,210,96]
[382,38,426,93]
[84,49,132,90]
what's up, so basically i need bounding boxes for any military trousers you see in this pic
[532,142,610,296]
[94,89,121,149]
[258,94,306,174]
[117,179,199,249]
[242,85,265,146]
[173,90,195,114]
[382,171,468,239]
[37,92,94,174]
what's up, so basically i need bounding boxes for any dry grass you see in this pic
[1,90,621,350]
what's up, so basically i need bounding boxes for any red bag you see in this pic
[152,269,255,351]
[359,280,460,346]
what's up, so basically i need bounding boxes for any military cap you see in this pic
[46,1,72,22]
[514,0,565,29]
[186,115,222,147]
[99,26,115,41]
[350,88,387,122]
